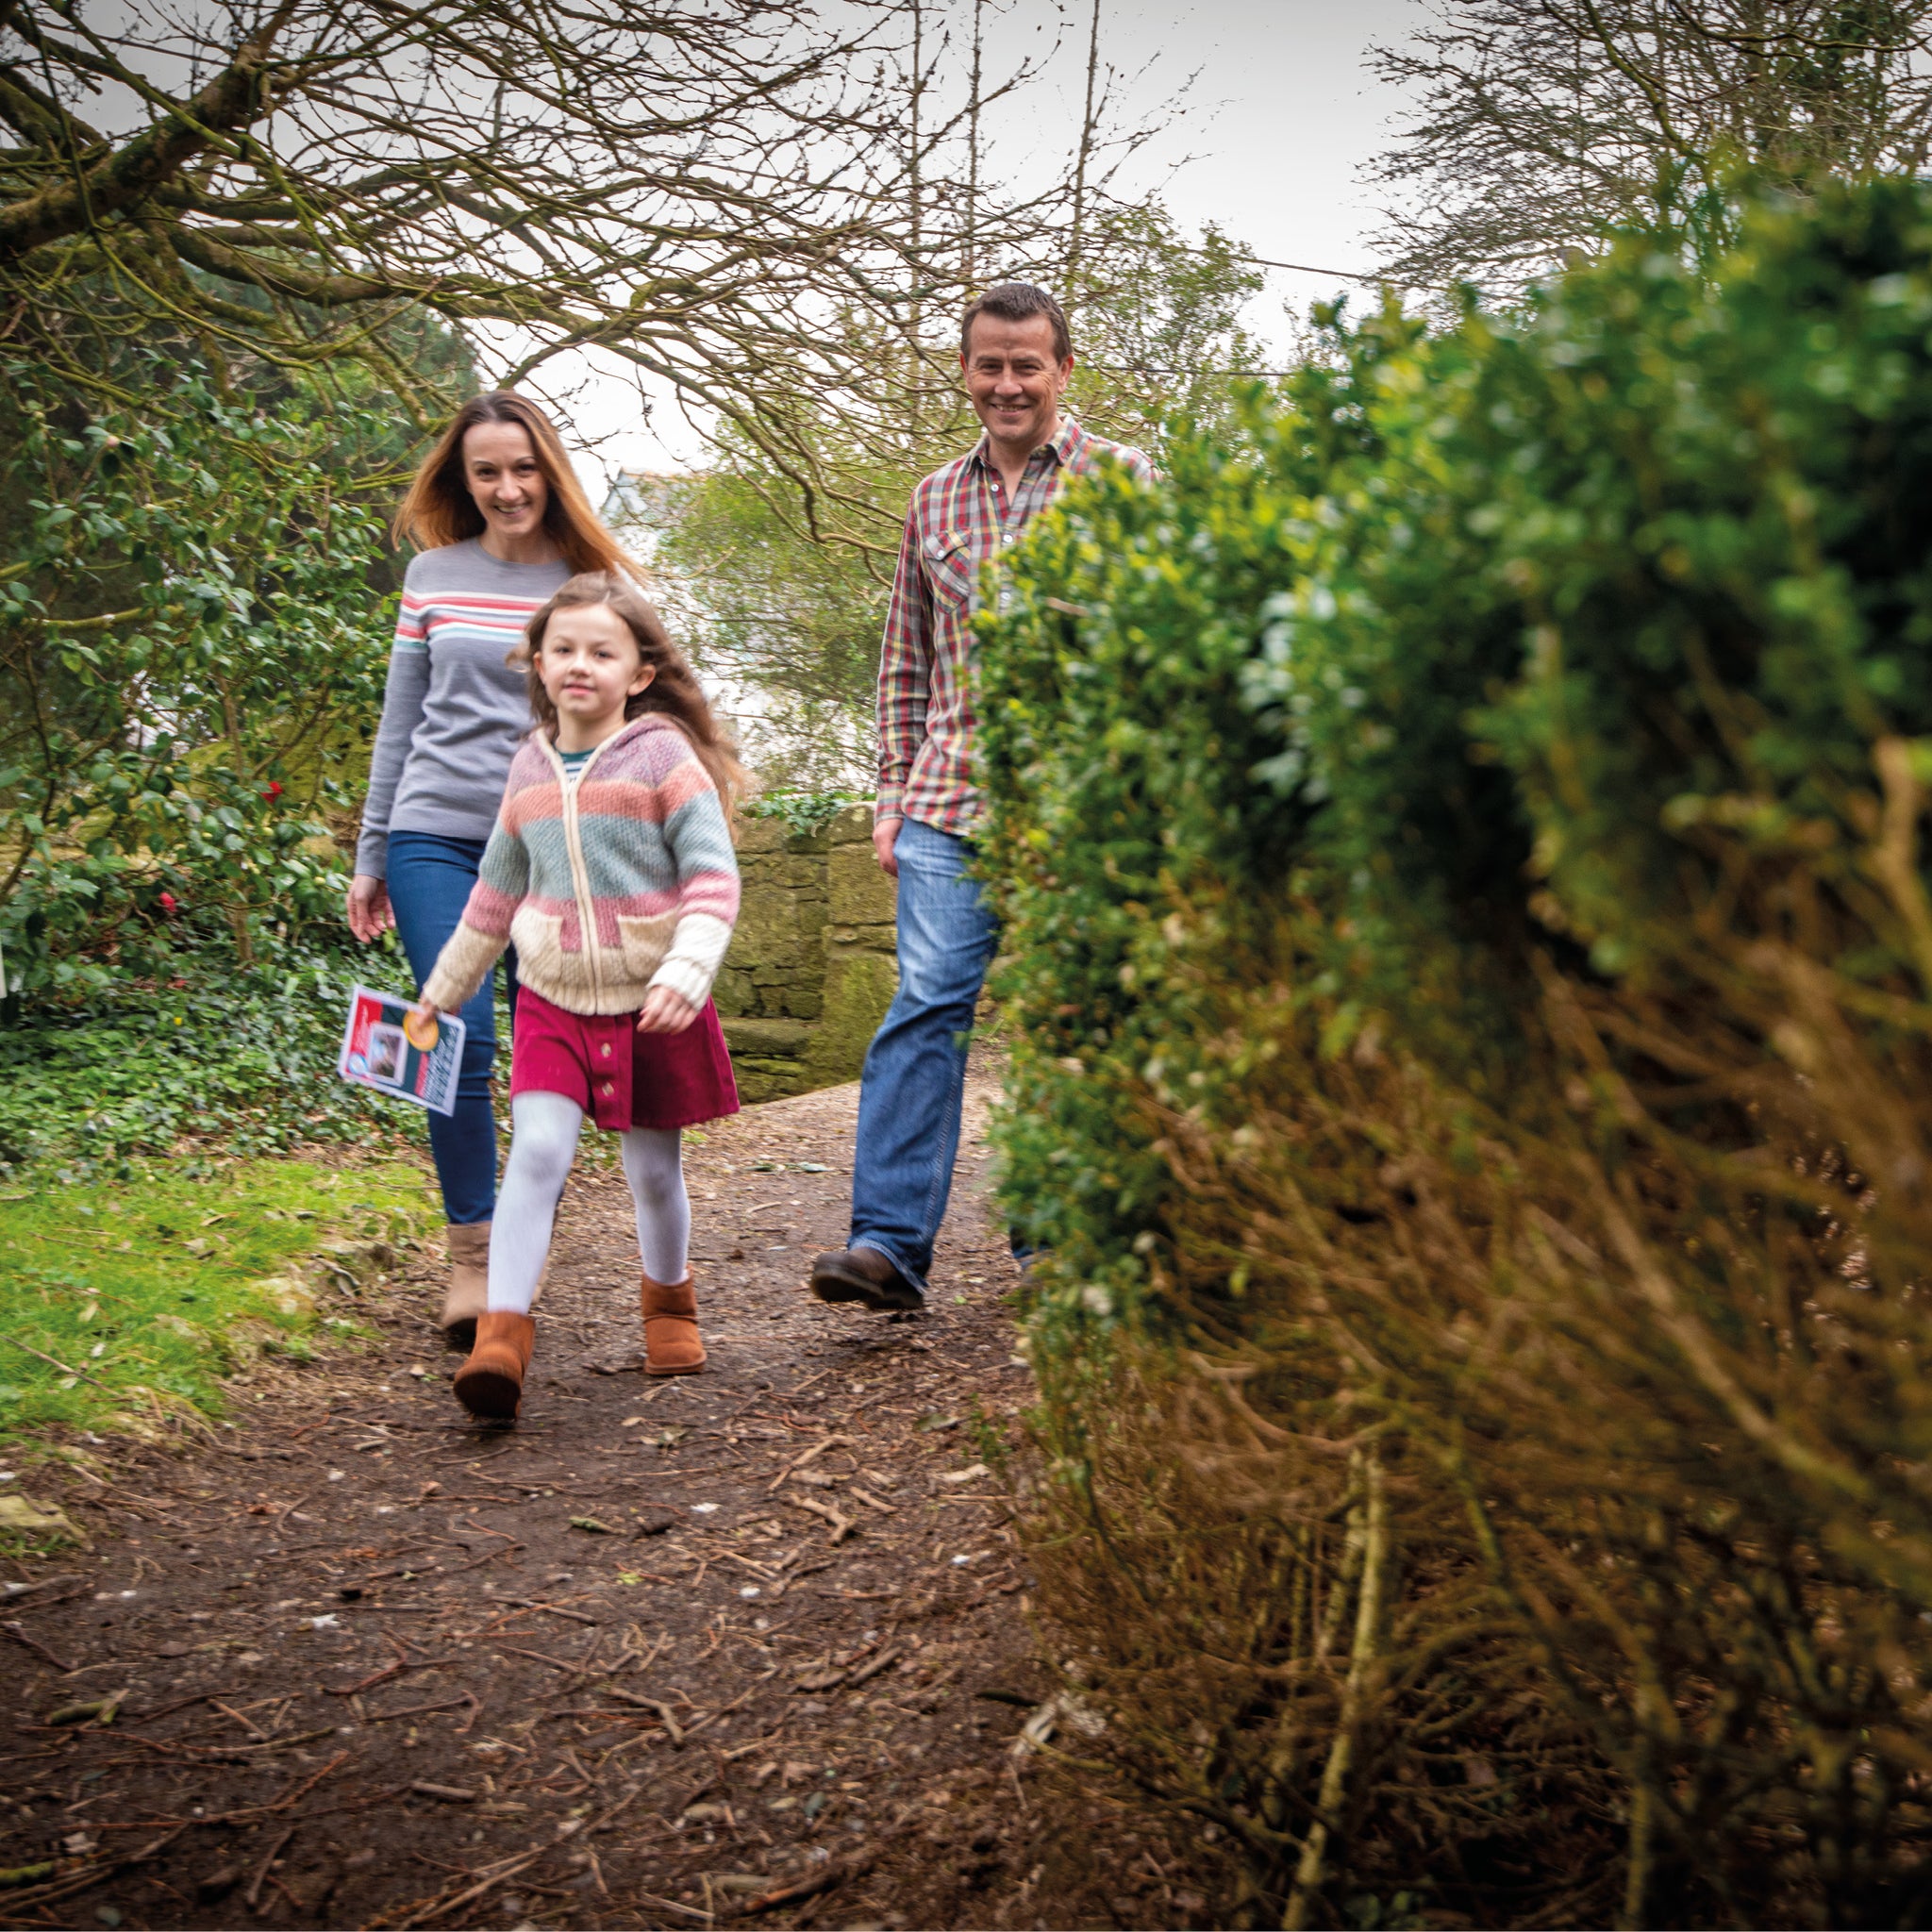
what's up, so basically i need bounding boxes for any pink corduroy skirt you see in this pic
[509,986,740,1132]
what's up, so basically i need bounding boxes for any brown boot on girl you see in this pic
[641,1272,707,1376]
[453,1311,537,1419]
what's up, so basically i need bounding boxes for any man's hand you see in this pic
[873,814,904,878]
[346,873,393,942]
[637,985,699,1035]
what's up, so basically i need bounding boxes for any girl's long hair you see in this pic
[518,574,745,814]
[393,392,639,575]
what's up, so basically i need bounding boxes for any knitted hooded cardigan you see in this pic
[421,713,740,1018]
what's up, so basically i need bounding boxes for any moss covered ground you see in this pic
[0,1158,431,1454]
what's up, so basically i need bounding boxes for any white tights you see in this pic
[486,1091,689,1313]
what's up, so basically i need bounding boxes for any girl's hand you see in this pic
[347,873,393,943]
[406,995,444,1046]
[636,986,698,1035]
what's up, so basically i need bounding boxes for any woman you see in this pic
[347,391,640,1347]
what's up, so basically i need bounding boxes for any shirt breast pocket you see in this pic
[923,531,979,613]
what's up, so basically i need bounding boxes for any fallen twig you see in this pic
[383,1849,543,1928]
[741,1847,880,1915]
[0,1333,115,1392]
[720,1722,787,1762]
[0,1823,186,1916]
[361,1695,475,1727]
[599,1689,685,1741]
[1,1574,84,1605]
[44,1690,127,1727]
[325,1657,454,1697]
[766,1557,835,1602]
[845,1645,903,1687]
[119,1724,340,1763]
[210,1697,268,1740]
[479,1595,599,1625]
[266,1748,353,1815]
[783,1495,858,1544]
[243,1825,295,1910]
[502,1644,593,1678]
[766,1433,855,1493]
[714,1549,780,1580]
[383,1771,653,1929]
[120,1687,244,1728]
[0,1622,75,1673]
[634,1889,715,1921]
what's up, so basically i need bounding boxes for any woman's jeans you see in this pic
[848,816,1001,1291]
[386,830,518,1226]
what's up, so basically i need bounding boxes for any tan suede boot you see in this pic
[440,1222,491,1352]
[452,1311,536,1421]
[441,1224,545,1351]
[641,1271,707,1377]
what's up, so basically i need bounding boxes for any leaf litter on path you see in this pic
[0,1059,1156,1928]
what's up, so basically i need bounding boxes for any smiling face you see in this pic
[536,602,656,749]
[961,312,1074,460]
[462,421,551,548]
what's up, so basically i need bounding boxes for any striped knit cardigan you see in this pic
[421,713,740,1018]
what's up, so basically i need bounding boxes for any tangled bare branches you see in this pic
[1369,0,1932,290]
[0,0,970,434]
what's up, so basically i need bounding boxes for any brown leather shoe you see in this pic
[453,1311,536,1420]
[641,1272,707,1377]
[809,1246,924,1312]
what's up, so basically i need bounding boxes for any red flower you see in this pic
[158,891,178,915]
[261,781,283,802]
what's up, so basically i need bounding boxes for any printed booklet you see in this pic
[338,984,466,1117]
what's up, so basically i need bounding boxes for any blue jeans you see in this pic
[386,830,519,1226]
[849,817,1000,1291]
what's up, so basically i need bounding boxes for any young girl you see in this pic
[413,572,742,1420]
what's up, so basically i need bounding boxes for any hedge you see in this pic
[980,180,1932,1927]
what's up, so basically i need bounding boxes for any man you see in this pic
[809,282,1154,1313]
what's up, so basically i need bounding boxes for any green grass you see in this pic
[0,1157,434,1454]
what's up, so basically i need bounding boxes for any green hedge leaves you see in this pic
[980,180,1932,1925]
[986,179,1932,1328]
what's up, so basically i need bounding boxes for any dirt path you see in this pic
[0,1067,1096,1931]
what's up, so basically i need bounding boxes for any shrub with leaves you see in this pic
[1,352,396,996]
[0,939,441,1180]
[981,182,1932,1925]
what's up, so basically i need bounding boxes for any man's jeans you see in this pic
[849,816,1000,1291]
[387,830,519,1227]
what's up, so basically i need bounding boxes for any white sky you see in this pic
[543,0,1424,492]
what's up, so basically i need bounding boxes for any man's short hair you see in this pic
[960,282,1072,363]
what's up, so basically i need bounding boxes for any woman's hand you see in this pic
[346,873,393,943]
[406,995,444,1046]
[636,986,698,1035]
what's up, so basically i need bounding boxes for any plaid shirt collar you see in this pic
[963,412,1088,481]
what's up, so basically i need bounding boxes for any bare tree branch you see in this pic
[1367,0,1932,291]
[0,0,998,458]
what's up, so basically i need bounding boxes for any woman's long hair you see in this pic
[518,573,745,814]
[393,392,639,575]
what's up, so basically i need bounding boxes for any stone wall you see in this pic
[713,804,897,1103]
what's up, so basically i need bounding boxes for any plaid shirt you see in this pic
[875,414,1154,834]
